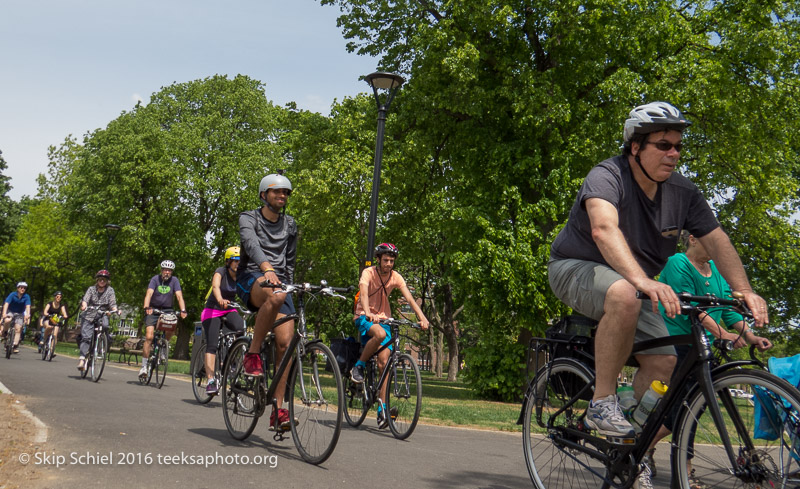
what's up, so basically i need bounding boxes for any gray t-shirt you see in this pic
[238,208,297,284]
[550,155,719,277]
[147,275,182,309]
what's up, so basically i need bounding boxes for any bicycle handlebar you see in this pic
[261,281,354,299]
[379,317,421,329]
[636,291,751,316]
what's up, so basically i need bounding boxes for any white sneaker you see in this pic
[585,394,636,438]
[77,356,86,371]
[633,463,654,489]
[138,365,148,377]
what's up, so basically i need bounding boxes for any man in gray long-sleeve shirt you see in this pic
[235,172,297,431]
[77,269,118,371]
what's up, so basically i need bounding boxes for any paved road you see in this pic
[1,346,673,488]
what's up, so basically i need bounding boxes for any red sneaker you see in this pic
[243,353,263,377]
[270,408,291,431]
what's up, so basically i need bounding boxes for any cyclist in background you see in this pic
[78,270,118,370]
[200,246,246,395]
[350,242,429,428]
[2,282,31,353]
[237,172,297,430]
[42,291,69,356]
[140,259,187,379]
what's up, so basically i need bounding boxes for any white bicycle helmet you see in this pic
[623,102,691,145]
[160,260,176,270]
[16,281,28,288]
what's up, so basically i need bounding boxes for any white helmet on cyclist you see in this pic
[160,260,176,270]
[16,281,28,288]
[258,173,292,205]
[623,101,691,146]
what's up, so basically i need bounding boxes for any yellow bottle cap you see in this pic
[651,380,668,395]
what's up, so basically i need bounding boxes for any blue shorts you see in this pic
[236,271,296,315]
[354,315,392,350]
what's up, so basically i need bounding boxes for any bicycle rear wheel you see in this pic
[523,358,608,489]
[387,353,422,440]
[288,342,343,464]
[91,333,107,382]
[191,342,213,404]
[155,339,168,389]
[221,338,261,440]
[343,375,369,427]
[672,368,800,489]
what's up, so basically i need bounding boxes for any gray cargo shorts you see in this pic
[548,258,675,356]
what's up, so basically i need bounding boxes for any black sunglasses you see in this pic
[644,140,683,152]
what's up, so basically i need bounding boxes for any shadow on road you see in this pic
[421,469,530,489]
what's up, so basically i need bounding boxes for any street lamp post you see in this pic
[364,71,405,267]
[103,224,121,270]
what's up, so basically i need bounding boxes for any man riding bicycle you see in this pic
[2,282,31,353]
[140,259,187,379]
[547,101,768,468]
[350,242,429,428]
[237,172,297,431]
[78,270,118,370]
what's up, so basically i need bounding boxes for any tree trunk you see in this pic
[439,283,460,382]
[435,330,444,378]
[173,321,193,360]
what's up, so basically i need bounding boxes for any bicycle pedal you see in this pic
[606,435,636,445]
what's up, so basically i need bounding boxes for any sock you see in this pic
[378,402,385,413]
[355,360,366,368]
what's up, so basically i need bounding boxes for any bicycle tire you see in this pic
[343,375,369,427]
[221,338,261,440]
[523,358,605,489]
[156,338,168,389]
[41,334,48,360]
[146,350,156,385]
[91,333,107,382]
[672,368,800,489]
[5,328,14,359]
[81,353,90,378]
[288,341,343,464]
[46,334,55,361]
[387,353,422,440]
[191,342,213,404]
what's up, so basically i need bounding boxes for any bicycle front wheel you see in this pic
[343,375,369,427]
[672,368,800,489]
[41,335,48,360]
[5,328,14,359]
[46,335,55,361]
[155,339,168,389]
[386,353,422,440]
[191,342,213,404]
[91,333,107,382]
[289,342,343,465]
[523,358,606,489]
[221,338,261,440]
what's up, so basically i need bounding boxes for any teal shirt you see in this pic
[658,253,743,339]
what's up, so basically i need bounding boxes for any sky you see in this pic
[0,0,380,200]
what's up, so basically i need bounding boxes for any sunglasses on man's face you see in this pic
[644,140,683,153]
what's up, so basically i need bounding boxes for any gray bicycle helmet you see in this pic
[623,102,691,145]
[259,173,292,201]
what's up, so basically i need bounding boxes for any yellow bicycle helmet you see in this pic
[224,246,240,261]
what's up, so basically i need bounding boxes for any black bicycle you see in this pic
[221,281,347,465]
[190,303,252,404]
[520,292,800,489]
[139,308,176,389]
[342,317,423,440]
[80,306,115,382]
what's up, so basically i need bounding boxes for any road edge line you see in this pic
[0,378,48,443]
